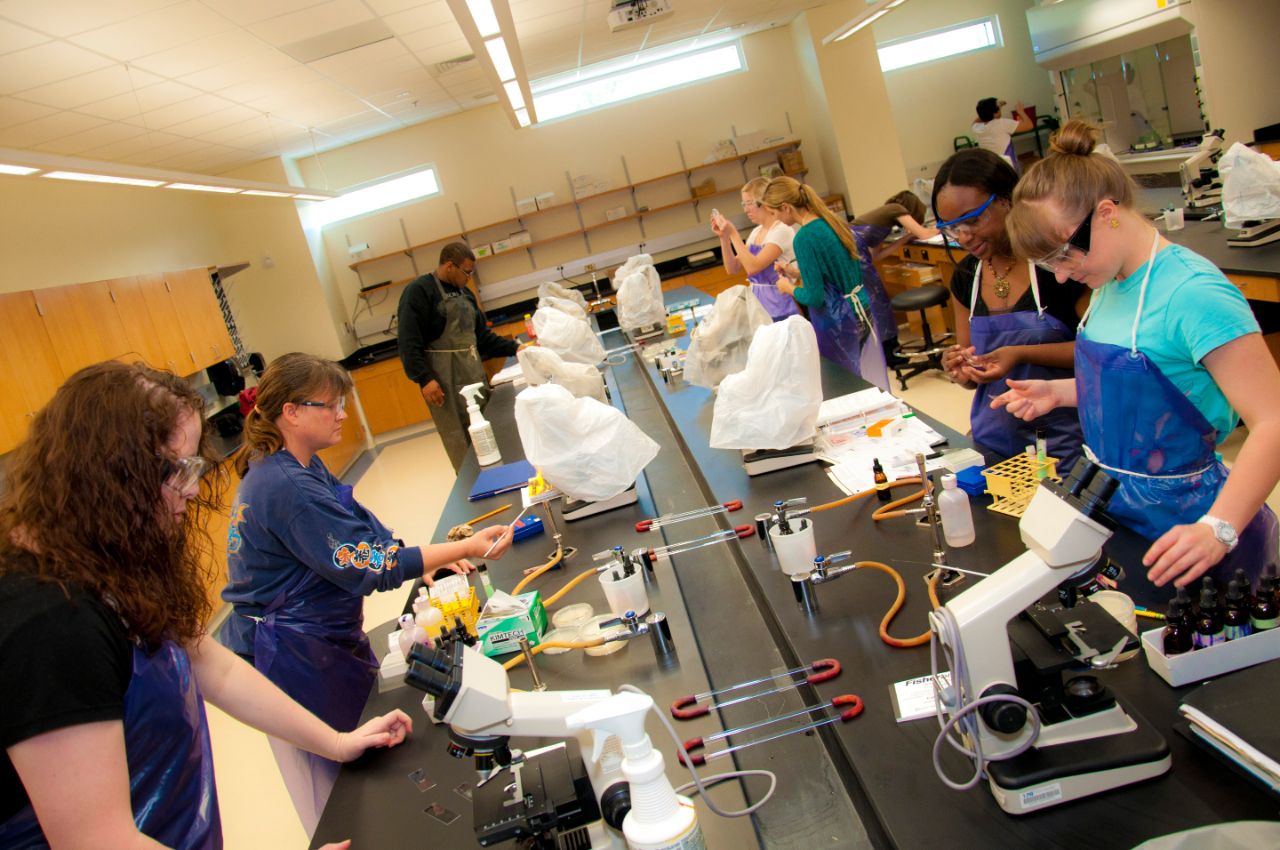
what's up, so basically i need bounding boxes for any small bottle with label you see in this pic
[1223,579,1253,641]
[523,313,537,341]
[1034,428,1048,480]
[476,562,495,600]
[1233,568,1255,610]
[1194,584,1225,649]
[1252,567,1279,631]
[872,457,892,503]
[1162,593,1193,656]
[937,473,975,547]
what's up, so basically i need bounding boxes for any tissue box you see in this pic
[473,243,493,258]
[605,206,628,221]
[507,230,532,247]
[534,192,556,210]
[515,197,537,215]
[476,590,548,657]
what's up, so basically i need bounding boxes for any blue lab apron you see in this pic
[966,259,1083,467]
[1074,233,1279,584]
[746,237,799,321]
[851,223,899,345]
[808,276,890,392]
[0,642,220,849]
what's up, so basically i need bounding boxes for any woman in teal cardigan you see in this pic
[764,176,888,389]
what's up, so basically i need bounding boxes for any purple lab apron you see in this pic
[809,277,890,391]
[966,260,1083,467]
[0,642,220,849]
[746,241,799,321]
[851,223,899,344]
[1075,234,1279,583]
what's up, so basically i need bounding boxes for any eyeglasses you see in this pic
[1034,208,1095,275]
[295,397,346,414]
[741,200,758,209]
[162,455,211,494]
[935,193,997,241]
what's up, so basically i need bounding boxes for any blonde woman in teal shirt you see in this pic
[763,176,888,389]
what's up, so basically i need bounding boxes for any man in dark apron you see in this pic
[397,242,518,471]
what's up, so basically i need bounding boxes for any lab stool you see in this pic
[890,284,953,391]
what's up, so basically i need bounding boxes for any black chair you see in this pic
[890,284,953,391]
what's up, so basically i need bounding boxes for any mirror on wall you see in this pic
[1059,35,1204,154]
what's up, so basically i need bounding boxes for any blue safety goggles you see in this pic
[935,193,997,240]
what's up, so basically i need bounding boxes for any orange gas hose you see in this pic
[855,561,943,648]
[511,545,564,595]
[809,477,926,519]
[542,566,600,608]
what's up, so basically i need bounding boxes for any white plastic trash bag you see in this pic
[538,280,589,313]
[517,346,606,402]
[532,305,605,365]
[1218,141,1280,229]
[683,285,772,389]
[710,315,822,450]
[514,383,659,502]
[538,294,588,321]
[613,253,653,282]
[615,265,664,331]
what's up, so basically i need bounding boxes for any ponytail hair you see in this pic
[1007,119,1138,262]
[233,352,352,477]
[762,176,858,262]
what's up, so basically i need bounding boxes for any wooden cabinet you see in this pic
[167,267,235,371]
[135,271,193,374]
[106,275,170,367]
[0,292,66,454]
[351,359,432,436]
[31,281,131,376]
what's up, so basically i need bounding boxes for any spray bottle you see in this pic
[569,692,705,850]
[459,383,501,466]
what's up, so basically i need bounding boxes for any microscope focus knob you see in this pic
[979,684,1026,734]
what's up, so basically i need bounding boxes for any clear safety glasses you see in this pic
[1034,208,1095,275]
[162,455,211,494]
[295,397,346,414]
[935,193,997,241]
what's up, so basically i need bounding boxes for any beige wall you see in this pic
[872,0,1055,176]
[1190,0,1280,148]
[789,13,849,205]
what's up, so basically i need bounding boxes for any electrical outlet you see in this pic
[584,263,596,272]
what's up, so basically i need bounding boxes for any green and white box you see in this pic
[476,590,548,657]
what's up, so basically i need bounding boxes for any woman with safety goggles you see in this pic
[0,361,408,849]
[996,120,1280,589]
[932,148,1087,468]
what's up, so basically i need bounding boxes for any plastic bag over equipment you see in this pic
[683,285,772,389]
[710,315,822,450]
[517,346,607,402]
[614,256,665,331]
[538,280,589,313]
[532,304,606,365]
[1219,141,1280,229]
[514,383,659,502]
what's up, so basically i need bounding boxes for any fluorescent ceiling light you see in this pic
[0,163,40,175]
[166,182,242,193]
[294,193,334,201]
[515,108,530,127]
[485,37,515,81]
[465,0,500,37]
[823,0,910,45]
[241,189,294,197]
[503,80,524,110]
[43,171,166,187]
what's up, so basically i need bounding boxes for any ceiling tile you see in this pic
[137,92,239,129]
[0,110,106,146]
[196,114,272,144]
[177,51,298,92]
[199,0,330,27]
[0,17,49,54]
[382,2,454,36]
[0,41,115,95]
[249,0,376,47]
[0,95,55,127]
[69,1,236,61]
[77,129,187,159]
[0,0,182,39]
[32,120,147,154]
[515,7,584,38]
[16,64,165,110]
[75,79,202,120]
[130,29,278,78]
[306,37,409,78]
[364,0,430,15]
[400,24,467,53]
[161,103,263,138]
[411,39,473,65]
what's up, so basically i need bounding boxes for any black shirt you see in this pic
[949,254,1086,331]
[0,561,132,823]
[395,273,518,388]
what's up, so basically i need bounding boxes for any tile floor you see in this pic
[206,365,1279,848]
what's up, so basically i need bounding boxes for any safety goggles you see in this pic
[935,193,997,241]
[162,455,211,494]
[1034,208,1094,275]
[295,397,346,414]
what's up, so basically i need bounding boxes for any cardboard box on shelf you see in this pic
[473,243,494,258]
[734,131,791,154]
[605,206,629,221]
[778,149,805,174]
[690,178,716,198]
[534,191,557,210]
[507,230,532,247]
[705,138,737,162]
[515,197,537,215]
[492,239,513,253]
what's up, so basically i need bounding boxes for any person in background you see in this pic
[933,148,1086,468]
[397,242,519,472]
[998,119,1280,588]
[711,177,799,321]
[218,353,512,833]
[850,190,940,365]
[763,176,889,390]
[972,97,1033,172]
[0,361,407,850]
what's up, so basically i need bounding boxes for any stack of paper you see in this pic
[1178,661,1280,794]
[490,362,525,386]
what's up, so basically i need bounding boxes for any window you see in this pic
[877,17,1002,73]
[309,167,441,227]
[532,40,745,123]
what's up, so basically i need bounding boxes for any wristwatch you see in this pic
[1197,515,1239,552]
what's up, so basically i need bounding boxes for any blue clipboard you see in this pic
[467,459,535,501]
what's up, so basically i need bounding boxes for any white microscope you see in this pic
[1179,129,1225,210]
[405,640,703,849]
[928,458,1170,815]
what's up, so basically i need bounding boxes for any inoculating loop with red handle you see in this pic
[734,524,754,539]
[805,658,842,684]
[670,696,710,719]
[722,500,744,512]
[832,694,864,721]
[634,519,653,532]
[677,738,706,767]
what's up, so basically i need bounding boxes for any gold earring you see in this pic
[1109,218,1120,229]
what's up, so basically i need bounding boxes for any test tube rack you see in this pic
[428,585,481,635]
[981,452,1060,518]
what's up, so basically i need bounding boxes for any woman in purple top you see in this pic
[712,177,800,321]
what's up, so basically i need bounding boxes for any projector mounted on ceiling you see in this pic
[608,0,673,32]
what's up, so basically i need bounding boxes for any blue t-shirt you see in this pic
[219,451,422,655]
[1079,243,1258,442]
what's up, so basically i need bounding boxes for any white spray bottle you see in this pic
[568,692,705,850]
[459,382,501,466]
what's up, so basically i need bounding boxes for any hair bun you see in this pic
[1049,119,1099,157]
